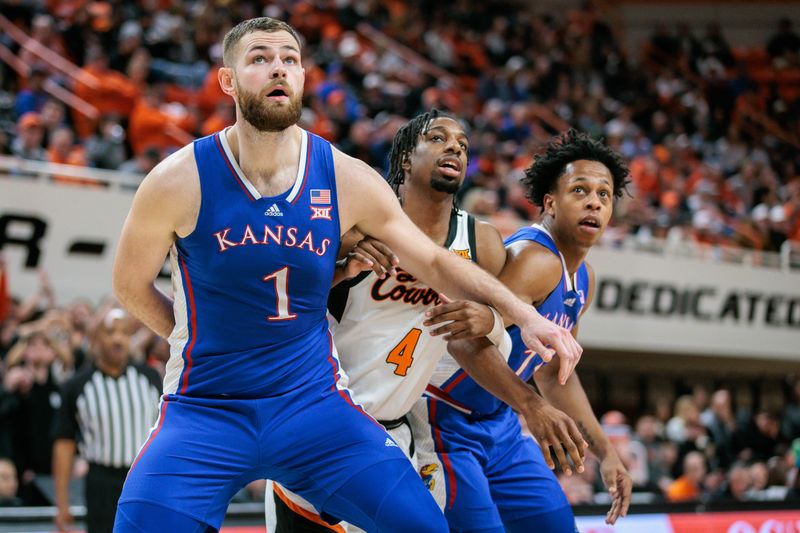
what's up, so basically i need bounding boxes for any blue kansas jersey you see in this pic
[427,224,589,415]
[165,129,340,398]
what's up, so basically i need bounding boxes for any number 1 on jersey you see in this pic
[386,328,421,376]
[263,266,297,321]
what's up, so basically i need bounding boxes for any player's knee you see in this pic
[504,505,576,533]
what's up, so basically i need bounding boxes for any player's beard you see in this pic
[430,174,461,194]
[238,86,303,132]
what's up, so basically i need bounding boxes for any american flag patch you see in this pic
[310,189,331,204]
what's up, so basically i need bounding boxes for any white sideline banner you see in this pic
[582,247,800,360]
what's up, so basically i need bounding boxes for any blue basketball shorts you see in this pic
[115,377,446,532]
[408,397,576,533]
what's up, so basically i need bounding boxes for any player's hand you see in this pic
[521,402,587,475]
[343,237,398,280]
[600,454,632,525]
[424,293,494,340]
[55,505,74,531]
[519,313,582,385]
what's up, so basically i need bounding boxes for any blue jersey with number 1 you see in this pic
[164,128,341,398]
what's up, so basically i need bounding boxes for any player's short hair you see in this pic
[522,129,630,208]
[387,109,459,196]
[222,17,302,68]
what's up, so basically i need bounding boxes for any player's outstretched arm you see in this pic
[333,149,581,364]
[447,336,588,474]
[112,146,199,339]
[533,266,632,524]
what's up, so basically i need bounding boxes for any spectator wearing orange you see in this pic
[46,127,104,187]
[10,113,46,161]
[666,451,707,502]
[127,87,191,155]
[200,101,235,137]
[72,47,139,138]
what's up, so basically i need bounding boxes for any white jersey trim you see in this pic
[531,223,577,291]
[218,127,309,202]
[164,245,188,395]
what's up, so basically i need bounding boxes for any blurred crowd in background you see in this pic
[0,0,799,248]
[1,0,800,510]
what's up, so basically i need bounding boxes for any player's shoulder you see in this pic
[472,217,502,245]
[470,216,506,274]
[144,143,199,195]
[133,143,200,234]
[331,145,371,173]
[505,237,563,284]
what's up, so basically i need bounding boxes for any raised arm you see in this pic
[112,146,200,338]
[334,149,581,362]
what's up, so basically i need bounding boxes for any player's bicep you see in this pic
[113,168,193,292]
[114,190,175,289]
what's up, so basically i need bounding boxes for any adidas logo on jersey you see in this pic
[385,438,398,448]
[264,204,283,217]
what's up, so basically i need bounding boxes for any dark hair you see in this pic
[386,109,457,195]
[222,17,302,68]
[521,129,630,208]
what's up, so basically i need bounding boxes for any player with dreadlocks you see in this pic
[413,129,634,531]
[266,112,587,532]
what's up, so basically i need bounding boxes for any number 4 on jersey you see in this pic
[386,328,421,376]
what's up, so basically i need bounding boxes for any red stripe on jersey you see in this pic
[428,398,457,509]
[442,370,468,393]
[178,256,197,395]
[425,384,473,414]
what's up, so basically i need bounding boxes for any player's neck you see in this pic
[402,186,453,246]
[227,122,301,183]
[541,217,589,274]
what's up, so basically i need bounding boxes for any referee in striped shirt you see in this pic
[52,309,161,533]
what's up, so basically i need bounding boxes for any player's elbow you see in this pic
[112,266,141,310]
